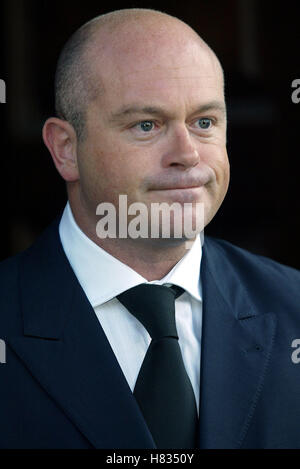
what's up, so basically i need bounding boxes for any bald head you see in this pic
[55,8,224,141]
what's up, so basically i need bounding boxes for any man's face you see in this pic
[75,34,230,240]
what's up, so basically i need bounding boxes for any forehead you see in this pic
[89,34,224,112]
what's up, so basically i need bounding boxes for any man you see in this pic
[0,8,299,449]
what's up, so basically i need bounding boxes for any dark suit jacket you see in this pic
[0,217,300,449]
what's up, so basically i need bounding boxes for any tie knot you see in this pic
[117,284,183,341]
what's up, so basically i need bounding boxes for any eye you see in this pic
[137,121,155,132]
[195,118,213,130]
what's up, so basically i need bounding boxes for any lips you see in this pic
[149,178,209,191]
[145,170,213,194]
[154,185,203,190]
[149,186,205,204]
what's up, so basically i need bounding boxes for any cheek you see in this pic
[76,142,118,204]
[202,144,230,185]
[79,143,147,205]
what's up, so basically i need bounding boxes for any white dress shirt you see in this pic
[59,203,203,413]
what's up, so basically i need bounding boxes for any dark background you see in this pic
[0,0,299,268]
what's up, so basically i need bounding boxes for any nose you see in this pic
[161,125,200,169]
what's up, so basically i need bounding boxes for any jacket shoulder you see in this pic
[0,253,23,333]
[0,216,62,333]
[204,236,300,306]
[205,236,299,274]
[0,253,21,289]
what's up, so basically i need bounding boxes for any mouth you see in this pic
[149,186,205,203]
[148,173,211,192]
[153,185,204,190]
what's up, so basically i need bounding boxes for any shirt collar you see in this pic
[59,203,202,307]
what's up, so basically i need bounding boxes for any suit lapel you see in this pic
[198,238,277,448]
[8,220,155,449]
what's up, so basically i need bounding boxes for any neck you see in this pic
[68,196,193,281]
[90,237,190,281]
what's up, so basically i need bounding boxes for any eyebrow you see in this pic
[108,101,227,123]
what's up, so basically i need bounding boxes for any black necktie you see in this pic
[117,284,198,449]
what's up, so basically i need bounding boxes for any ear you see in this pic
[42,117,79,182]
